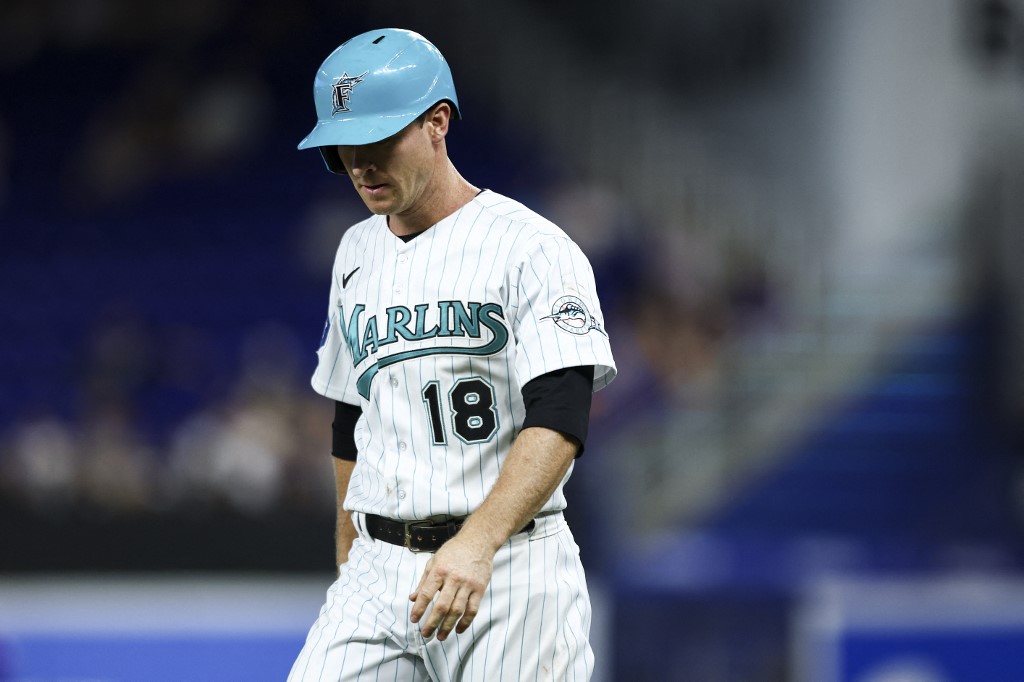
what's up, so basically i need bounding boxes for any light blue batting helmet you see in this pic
[297,28,461,174]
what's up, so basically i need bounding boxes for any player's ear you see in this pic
[423,102,451,141]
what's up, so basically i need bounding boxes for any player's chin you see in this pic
[358,193,397,215]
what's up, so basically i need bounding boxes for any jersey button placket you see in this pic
[393,250,408,297]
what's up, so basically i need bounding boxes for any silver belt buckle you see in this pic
[403,520,435,553]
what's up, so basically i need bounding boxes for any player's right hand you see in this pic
[408,534,495,641]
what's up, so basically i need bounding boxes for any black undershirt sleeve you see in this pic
[521,365,595,457]
[332,401,362,461]
[331,365,595,460]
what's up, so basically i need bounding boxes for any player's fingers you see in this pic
[409,562,441,624]
[455,589,483,634]
[410,583,440,624]
[435,586,471,641]
[420,581,459,638]
[410,557,435,601]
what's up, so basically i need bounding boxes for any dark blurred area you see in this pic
[2,1,1024,680]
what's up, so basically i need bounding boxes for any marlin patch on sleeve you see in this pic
[542,295,606,336]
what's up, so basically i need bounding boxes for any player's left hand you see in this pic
[409,534,494,641]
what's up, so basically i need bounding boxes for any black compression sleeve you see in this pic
[521,365,595,457]
[332,401,362,461]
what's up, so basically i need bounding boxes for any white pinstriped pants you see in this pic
[288,512,594,682]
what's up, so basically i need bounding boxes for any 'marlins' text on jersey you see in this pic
[338,300,509,398]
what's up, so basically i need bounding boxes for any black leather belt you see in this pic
[365,514,536,553]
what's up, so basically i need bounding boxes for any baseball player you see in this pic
[288,28,616,681]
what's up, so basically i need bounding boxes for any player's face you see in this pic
[336,114,437,220]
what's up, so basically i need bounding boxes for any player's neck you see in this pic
[389,160,478,237]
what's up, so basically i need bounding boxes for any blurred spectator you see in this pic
[282,395,335,511]
[162,322,334,515]
[78,401,156,512]
[1,410,78,512]
[163,388,334,515]
[163,404,225,511]
[198,391,292,515]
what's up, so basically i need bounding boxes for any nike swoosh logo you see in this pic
[342,267,360,288]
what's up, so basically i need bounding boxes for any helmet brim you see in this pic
[296,111,421,150]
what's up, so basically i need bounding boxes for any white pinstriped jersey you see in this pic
[312,189,616,521]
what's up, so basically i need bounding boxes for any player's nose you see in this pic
[337,144,375,176]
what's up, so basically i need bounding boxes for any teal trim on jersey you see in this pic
[338,300,510,398]
[354,315,509,398]
[339,300,508,369]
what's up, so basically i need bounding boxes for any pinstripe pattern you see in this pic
[420,516,593,682]
[311,190,615,522]
[290,515,591,682]
[288,531,431,682]
[299,190,612,680]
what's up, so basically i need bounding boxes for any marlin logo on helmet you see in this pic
[543,295,607,336]
[299,29,462,171]
[331,71,368,115]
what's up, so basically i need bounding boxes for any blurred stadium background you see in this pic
[2,0,1024,680]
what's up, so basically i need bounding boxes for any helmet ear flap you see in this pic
[319,146,347,175]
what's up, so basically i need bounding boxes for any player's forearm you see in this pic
[336,509,357,568]
[457,426,577,554]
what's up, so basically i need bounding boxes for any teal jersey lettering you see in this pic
[339,301,510,398]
